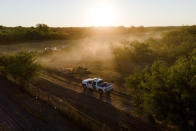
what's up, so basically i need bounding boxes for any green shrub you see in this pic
[0,51,41,85]
[125,50,196,130]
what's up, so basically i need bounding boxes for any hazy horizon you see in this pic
[0,0,196,27]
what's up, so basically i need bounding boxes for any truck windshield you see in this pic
[97,80,104,86]
[98,81,109,87]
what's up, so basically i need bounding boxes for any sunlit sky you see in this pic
[0,0,196,27]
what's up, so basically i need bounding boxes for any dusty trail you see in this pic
[0,77,81,131]
[41,69,132,112]
[31,69,160,131]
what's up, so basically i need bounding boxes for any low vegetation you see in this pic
[0,51,41,85]
[112,26,196,78]
[126,54,196,130]
[0,24,87,44]
[112,26,196,130]
[0,24,176,44]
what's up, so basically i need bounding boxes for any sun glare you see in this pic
[89,3,116,26]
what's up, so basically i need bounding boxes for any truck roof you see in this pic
[82,78,103,83]
[93,78,103,83]
[85,78,93,81]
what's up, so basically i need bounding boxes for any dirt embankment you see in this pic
[0,77,81,131]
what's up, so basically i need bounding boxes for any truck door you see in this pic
[92,81,96,90]
[87,81,93,88]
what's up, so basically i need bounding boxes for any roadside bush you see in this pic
[125,50,196,130]
[0,51,41,85]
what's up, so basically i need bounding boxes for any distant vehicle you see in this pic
[43,47,57,55]
[51,47,57,51]
[82,78,113,95]
[44,47,57,51]
[61,45,66,49]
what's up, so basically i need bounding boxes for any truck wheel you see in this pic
[99,90,103,96]
[82,84,87,89]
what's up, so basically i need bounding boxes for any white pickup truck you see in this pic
[82,78,113,94]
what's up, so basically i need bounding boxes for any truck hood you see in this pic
[82,79,93,84]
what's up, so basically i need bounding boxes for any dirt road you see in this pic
[31,69,160,131]
[42,68,132,112]
[0,77,81,131]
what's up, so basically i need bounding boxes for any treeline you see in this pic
[112,26,196,130]
[0,24,91,44]
[0,24,176,44]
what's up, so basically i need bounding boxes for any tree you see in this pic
[126,51,196,130]
[36,24,49,32]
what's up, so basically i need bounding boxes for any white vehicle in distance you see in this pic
[82,78,113,95]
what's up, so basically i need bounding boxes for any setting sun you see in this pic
[89,3,116,26]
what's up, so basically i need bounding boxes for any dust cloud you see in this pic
[38,30,164,80]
